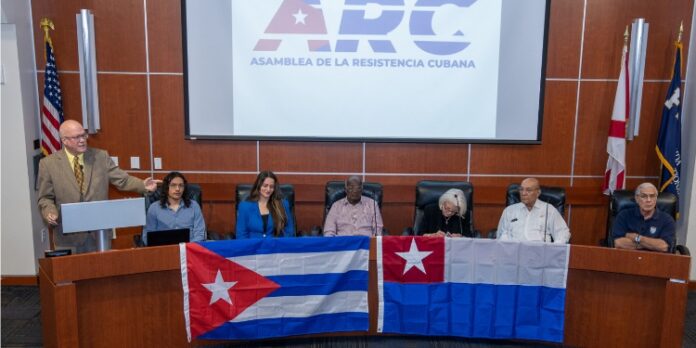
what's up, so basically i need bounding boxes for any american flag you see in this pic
[41,40,64,155]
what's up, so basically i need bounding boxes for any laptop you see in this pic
[146,228,190,246]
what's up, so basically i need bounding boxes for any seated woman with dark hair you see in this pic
[418,188,472,237]
[143,171,206,245]
[236,170,295,238]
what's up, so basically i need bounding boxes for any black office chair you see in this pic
[310,181,384,236]
[605,190,688,255]
[235,184,297,237]
[489,184,566,239]
[404,180,476,237]
[135,184,203,247]
[144,183,203,211]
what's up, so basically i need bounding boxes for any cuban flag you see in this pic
[377,237,569,343]
[180,236,369,341]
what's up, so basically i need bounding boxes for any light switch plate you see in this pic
[154,157,162,170]
[110,156,119,166]
[130,156,140,169]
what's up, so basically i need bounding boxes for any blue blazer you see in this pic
[236,199,295,238]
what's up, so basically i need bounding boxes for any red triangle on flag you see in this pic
[382,236,444,283]
[185,243,280,338]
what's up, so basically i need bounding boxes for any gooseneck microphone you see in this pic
[543,201,549,243]
[372,192,378,237]
[454,194,464,237]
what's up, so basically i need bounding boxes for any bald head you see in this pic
[520,177,541,209]
[521,178,540,190]
[59,120,84,137]
[59,120,88,155]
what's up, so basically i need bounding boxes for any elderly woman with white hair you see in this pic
[418,188,472,237]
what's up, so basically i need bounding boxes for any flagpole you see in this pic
[624,25,629,46]
[677,20,683,44]
[39,17,65,156]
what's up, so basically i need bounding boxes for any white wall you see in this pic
[1,0,46,276]
[682,5,696,280]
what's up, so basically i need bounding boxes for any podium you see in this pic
[39,242,689,347]
[60,198,146,251]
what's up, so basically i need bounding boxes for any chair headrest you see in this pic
[610,190,677,218]
[415,180,473,209]
[506,184,565,214]
[145,183,202,210]
[235,184,295,210]
[324,181,383,217]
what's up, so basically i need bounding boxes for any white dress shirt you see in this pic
[496,200,570,243]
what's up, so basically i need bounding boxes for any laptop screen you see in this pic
[147,228,190,246]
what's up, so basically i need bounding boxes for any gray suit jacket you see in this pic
[37,148,145,249]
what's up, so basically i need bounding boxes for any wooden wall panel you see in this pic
[30,0,693,248]
[624,84,672,175]
[574,82,667,177]
[365,143,468,174]
[260,142,363,173]
[32,0,146,72]
[87,75,151,168]
[583,0,691,79]
[470,81,577,175]
[545,0,585,78]
[574,81,619,176]
[146,0,183,73]
[570,206,609,246]
[149,75,257,171]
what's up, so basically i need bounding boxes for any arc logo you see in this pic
[254,0,476,55]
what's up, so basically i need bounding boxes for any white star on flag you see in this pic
[395,239,433,275]
[202,270,237,305]
[293,9,307,24]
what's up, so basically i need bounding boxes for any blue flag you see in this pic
[656,43,682,214]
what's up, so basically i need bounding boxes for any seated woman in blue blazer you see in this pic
[236,171,295,238]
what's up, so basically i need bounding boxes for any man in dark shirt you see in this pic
[612,182,674,253]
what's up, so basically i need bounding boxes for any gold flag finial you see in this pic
[40,18,54,47]
[623,25,629,46]
[677,21,684,43]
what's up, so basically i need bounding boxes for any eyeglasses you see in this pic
[63,133,89,141]
[637,193,657,200]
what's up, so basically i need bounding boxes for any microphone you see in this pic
[454,194,464,237]
[543,201,549,243]
[372,192,378,237]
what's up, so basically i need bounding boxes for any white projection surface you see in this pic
[183,0,549,142]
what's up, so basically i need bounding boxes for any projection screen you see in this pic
[182,0,550,143]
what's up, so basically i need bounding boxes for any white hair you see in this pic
[634,182,658,196]
[439,188,467,216]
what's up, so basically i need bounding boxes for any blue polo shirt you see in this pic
[612,207,675,249]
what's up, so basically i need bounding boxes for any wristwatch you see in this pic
[634,234,641,244]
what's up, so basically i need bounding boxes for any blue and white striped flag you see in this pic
[378,237,570,343]
[181,236,369,341]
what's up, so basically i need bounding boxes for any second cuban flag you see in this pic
[377,236,569,343]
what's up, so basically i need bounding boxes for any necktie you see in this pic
[73,156,84,193]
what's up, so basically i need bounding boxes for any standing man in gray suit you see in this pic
[37,120,160,253]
